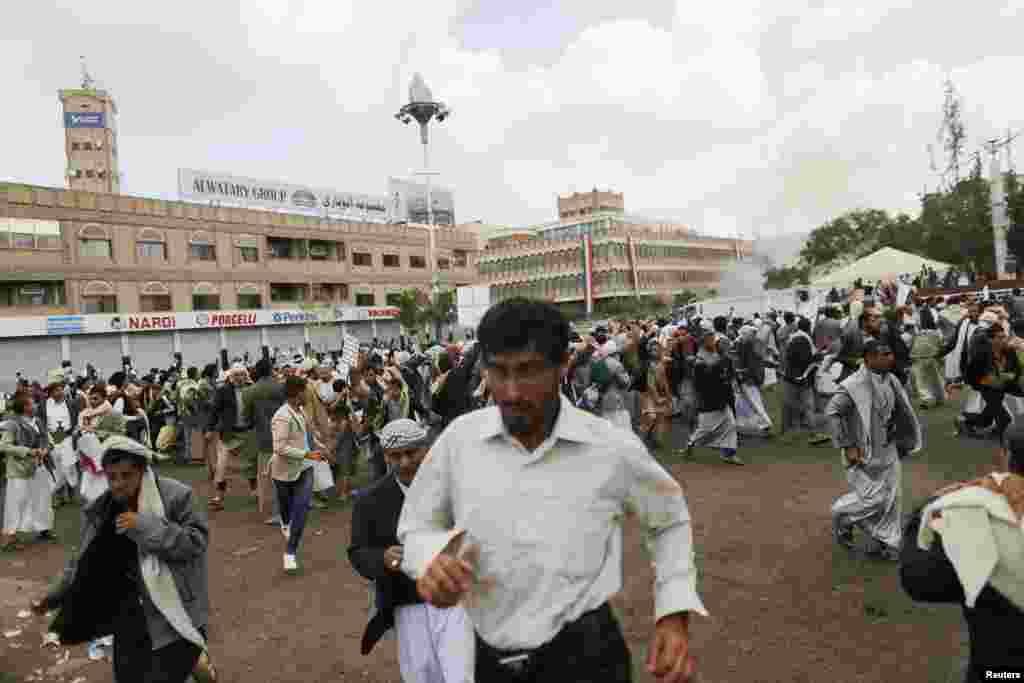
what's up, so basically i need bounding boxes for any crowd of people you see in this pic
[2,288,1023,681]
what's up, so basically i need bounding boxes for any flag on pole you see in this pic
[580,233,594,316]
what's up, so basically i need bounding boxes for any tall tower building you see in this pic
[59,63,120,194]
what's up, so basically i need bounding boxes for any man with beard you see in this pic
[827,339,922,560]
[398,298,706,683]
[349,418,474,682]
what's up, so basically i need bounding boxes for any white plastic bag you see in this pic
[963,386,983,414]
[54,438,79,489]
[311,459,334,492]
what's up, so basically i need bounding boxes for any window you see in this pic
[192,295,220,311]
[85,170,95,178]
[409,254,426,269]
[136,241,166,259]
[270,284,306,303]
[82,296,117,314]
[80,238,112,258]
[0,282,65,307]
[309,240,336,261]
[139,295,172,312]
[453,250,468,268]
[82,141,93,151]
[382,254,400,268]
[353,252,372,267]
[236,237,259,263]
[355,293,375,306]
[437,257,450,270]
[385,293,402,306]
[267,237,298,259]
[71,142,80,151]
[237,293,262,309]
[190,243,216,261]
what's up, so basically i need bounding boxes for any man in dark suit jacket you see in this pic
[347,418,473,683]
[207,365,251,510]
[241,359,285,524]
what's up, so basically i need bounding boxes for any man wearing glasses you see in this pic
[398,298,705,682]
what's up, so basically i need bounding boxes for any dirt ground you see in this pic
[0,390,1000,683]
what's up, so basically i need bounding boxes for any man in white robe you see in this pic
[1,394,55,549]
[827,339,922,559]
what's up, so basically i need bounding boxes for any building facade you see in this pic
[0,182,478,385]
[477,204,753,314]
[60,87,120,194]
[557,188,624,220]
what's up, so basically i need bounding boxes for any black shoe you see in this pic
[37,531,57,543]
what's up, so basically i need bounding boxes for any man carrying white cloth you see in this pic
[398,298,706,683]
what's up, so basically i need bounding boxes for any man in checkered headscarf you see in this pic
[347,417,474,682]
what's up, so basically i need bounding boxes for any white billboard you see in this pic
[456,285,491,329]
[178,169,391,222]
[387,177,456,225]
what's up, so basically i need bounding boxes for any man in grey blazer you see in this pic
[30,436,212,683]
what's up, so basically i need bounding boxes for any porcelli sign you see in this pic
[2,307,400,338]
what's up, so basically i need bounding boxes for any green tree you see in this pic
[673,290,698,307]
[394,288,427,334]
[1003,172,1024,274]
[798,209,893,268]
[423,289,457,340]
[763,265,810,290]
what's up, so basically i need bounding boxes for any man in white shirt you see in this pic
[398,298,706,683]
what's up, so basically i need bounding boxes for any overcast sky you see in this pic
[4,0,1024,240]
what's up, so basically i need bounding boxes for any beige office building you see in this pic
[477,192,753,315]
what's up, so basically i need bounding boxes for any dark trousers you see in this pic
[474,603,631,683]
[113,602,203,683]
[967,387,1012,438]
[274,467,313,555]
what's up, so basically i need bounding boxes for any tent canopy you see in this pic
[811,247,951,288]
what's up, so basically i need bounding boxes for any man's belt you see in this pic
[475,603,615,678]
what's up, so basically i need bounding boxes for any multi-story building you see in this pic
[60,86,120,194]
[557,188,624,220]
[476,192,753,316]
[0,182,477,384]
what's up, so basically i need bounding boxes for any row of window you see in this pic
[80,237,462,271]
[478,243,733,277]
[0,219,62,250]
[69,169,110,180]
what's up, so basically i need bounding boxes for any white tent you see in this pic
[811,247,952,288]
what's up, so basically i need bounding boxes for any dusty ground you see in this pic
[0,388,997,683]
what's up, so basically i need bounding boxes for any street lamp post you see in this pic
[394,72,450,228]
[395,72,450,340]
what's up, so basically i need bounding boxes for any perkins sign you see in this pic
[64,112,105,128]
[177,169,390,222]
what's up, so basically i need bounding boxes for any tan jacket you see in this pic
[270,403,320,482]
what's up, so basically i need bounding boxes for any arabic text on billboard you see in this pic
[178,169,390,221]
[387,177,456,225]
[64,112,105,128]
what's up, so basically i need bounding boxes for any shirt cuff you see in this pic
[654,578,709,622]
[401,528,463,580]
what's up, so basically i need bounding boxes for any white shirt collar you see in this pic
[477,394,600,447]
[395,473,409,496]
